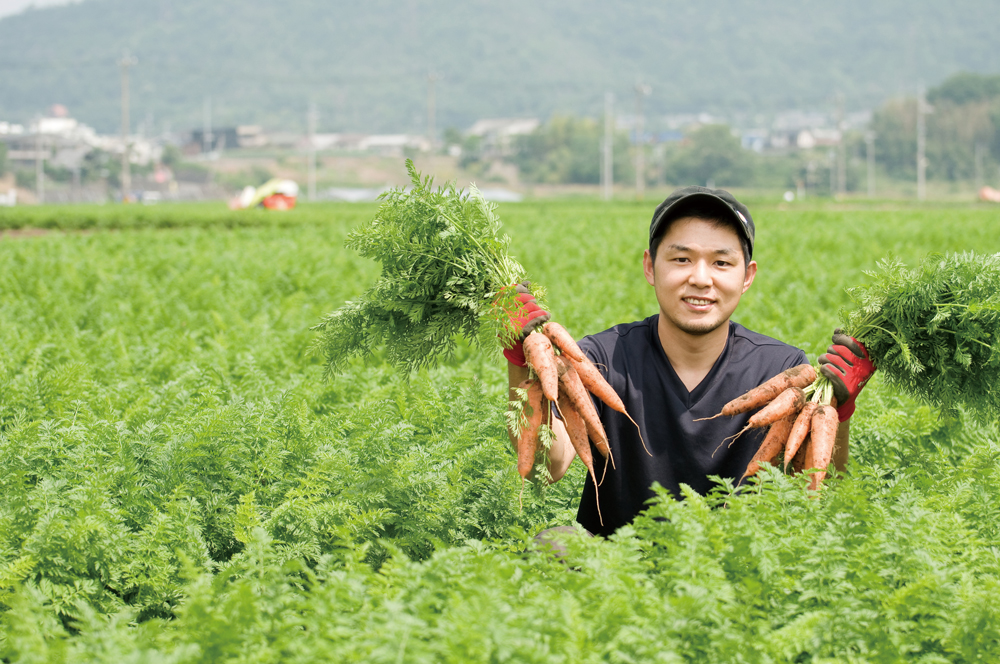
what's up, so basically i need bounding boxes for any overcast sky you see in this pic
[0,0,74,20]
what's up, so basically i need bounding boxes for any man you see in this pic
[505,186,875,537]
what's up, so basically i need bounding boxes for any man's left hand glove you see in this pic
[500,282,550,367]
[818,328,876,422]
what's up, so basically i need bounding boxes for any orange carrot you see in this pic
[747,387,806,428]
[743,414,795,479]
[569,354,650,457]
[557,358,611,460]
[793,435,811,474]
[559,393,603,526]
[783,401,818,470]
[542,322,587,363]
[523,332,559,402]
[696,364,816,421]
[806,404,839,491]
[517,379,546,480]
[716,387,805,455]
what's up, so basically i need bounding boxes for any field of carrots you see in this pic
[2,198,1000,662]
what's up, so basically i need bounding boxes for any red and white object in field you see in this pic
[229,179,299,210]
[979,186,1000,203]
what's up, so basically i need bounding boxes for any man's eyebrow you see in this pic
[665,244,736,255]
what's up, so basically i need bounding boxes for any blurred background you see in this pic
[1,0,999,205]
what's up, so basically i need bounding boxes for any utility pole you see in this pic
[975,142,985,193]
[916,84,932,201]
[829,149,836,196]
[602,92,614,201]
[308,101,318,202]
[34,117,44,204]
[427,73,438,151]
[865,131,876,198]
[836,94,846,197]
[202,97,213,154]
[634,83,651,200]
[119,51,137,201]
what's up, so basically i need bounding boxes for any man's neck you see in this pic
[656,314,731,392]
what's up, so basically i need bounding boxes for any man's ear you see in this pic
[742,260,758,294]
[643,250,655,286]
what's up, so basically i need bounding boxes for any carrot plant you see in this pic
[312,160,526,373]
[3,199,1000,661]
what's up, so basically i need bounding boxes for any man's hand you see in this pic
[501,282,550,367]
[818,328,875,422]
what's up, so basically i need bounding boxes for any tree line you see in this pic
[461,72,1000,192]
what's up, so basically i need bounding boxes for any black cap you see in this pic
[649,186,755,261]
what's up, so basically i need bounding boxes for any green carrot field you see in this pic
[2,199,1000,662]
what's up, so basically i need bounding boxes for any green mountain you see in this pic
[2,0,999,134]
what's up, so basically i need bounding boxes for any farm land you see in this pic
[1,198,1000,661]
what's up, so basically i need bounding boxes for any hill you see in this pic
[1,0,999,134]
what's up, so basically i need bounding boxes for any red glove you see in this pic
[818,328,876,422]
[501,282,550,367]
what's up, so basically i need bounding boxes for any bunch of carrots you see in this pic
[511,322,644,525]
[699,363,843,490]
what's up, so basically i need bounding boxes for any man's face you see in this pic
[642,217,757,337]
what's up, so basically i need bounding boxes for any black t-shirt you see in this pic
[575,315,807,537]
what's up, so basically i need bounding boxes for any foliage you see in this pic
[312,161,527,373]
[662,124,754,187]
[512,115,633,185]
[844,252,1000,419]
[4,0,999,133]
[871,71,1000,181]
[1,200,1000,660]
[7,446,1000,662]
[928,72,1000,106]
[0,200,376,231]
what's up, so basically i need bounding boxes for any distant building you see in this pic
[467,118,540,155]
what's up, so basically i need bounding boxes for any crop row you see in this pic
[1,202,999,661]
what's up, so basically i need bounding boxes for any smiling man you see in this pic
[506,186,873,537]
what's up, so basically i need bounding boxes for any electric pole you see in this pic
[829,149,836,195]
[34,116,44,204]
[836,94,846,197]
[308,102,318,202]
[916,84,932,201]
[119,51,137,201]
[865,131,876,198]
[602,92,614,201]
[427,73,438,151]
[202,97,213,154]
[634,83,651,200]
[975,142,985,193]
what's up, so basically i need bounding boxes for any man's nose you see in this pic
[688,260,712,287]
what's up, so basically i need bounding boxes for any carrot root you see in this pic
[558,394,603,527]
[783,402,818,470]
[807,404,839,491]
[570,355,650,457]
[747,387,806,429]
[743,414,795,479]
[543,322,587,363]
[523,333,559,402]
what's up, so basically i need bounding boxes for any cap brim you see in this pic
[649,191,753,249]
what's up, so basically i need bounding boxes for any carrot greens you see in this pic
[312,160,527,374]
[842,252,1000,419]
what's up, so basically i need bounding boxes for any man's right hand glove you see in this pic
[818,328,876,422]
[501,282,550,367]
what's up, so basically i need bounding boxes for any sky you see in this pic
[0,0,73,20]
